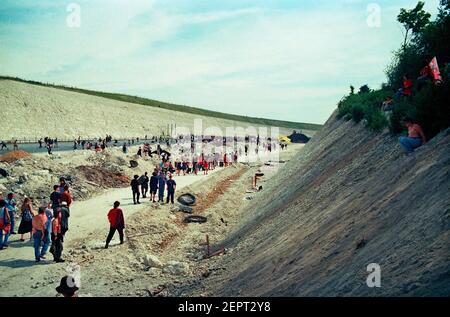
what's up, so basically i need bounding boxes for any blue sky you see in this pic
[0,0,440,124]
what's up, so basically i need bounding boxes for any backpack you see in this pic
[0,207,11,232]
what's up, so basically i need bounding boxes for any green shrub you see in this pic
[365,108,389,132]
[389,81,450,137]
[337,89,390,130]
[351,105,365,123]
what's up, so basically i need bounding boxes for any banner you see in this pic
[429,57,442,82]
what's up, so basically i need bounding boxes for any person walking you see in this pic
[0,141,8,150]
[18,198,34,241]
[105,201,125,249]
[166,174,177,205]
[131,175,141,204]
[32,207,49,262]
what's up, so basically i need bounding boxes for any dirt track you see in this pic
[0,145,303,296]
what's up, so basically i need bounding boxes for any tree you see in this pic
[358,85,371,94]
[398,1,431,48]
[350,85,355,95]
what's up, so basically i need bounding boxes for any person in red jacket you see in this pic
[203,160,209,175]
[60,186,73,208]
[396,74,413,98]
[105,201,125,249]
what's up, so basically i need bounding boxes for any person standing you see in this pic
[50,207,65,262]
[0,200,12,250]
[32,207,49,262]
[50,185,61,213]
[5,193,17,234]
[105,201,125,249]
[60,185,73,209]
[139,172,149,198]
[58,178,66,194]
[42,204,53,259]
[203,160,209,175]
[131,175,141,204]
[149,172,158,203]
[166,174,177,205]
[18,198,34,242]
[157,172,166,203]
[59,201,70,235]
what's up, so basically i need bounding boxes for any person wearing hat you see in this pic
[60,201,70,235]
[56,276,79,297]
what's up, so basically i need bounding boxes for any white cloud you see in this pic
[0,0,441,123]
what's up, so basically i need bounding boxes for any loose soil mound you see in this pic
[77,166,131,188]
[0,150,31,163]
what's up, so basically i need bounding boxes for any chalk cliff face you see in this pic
[0,80,302,140]
[200,112,450,296]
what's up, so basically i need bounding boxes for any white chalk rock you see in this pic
[162,261,189,275]
[144,254,163,268]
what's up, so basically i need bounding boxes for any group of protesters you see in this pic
[378,57,445,154]
[0,177,71,262]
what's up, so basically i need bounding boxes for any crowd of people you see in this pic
[0,177,71,262]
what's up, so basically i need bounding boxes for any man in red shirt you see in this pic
[105,201,125,249]
[60,185,72,208]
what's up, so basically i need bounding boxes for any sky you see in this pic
[0,0,440,124]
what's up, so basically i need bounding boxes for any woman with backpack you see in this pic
[18,197,35,242]
[0,199,12,250]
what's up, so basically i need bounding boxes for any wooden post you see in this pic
[206,234,210,257]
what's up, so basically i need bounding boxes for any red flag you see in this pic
[429,57,442,82]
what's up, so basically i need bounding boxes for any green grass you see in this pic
[0,76,323,131]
